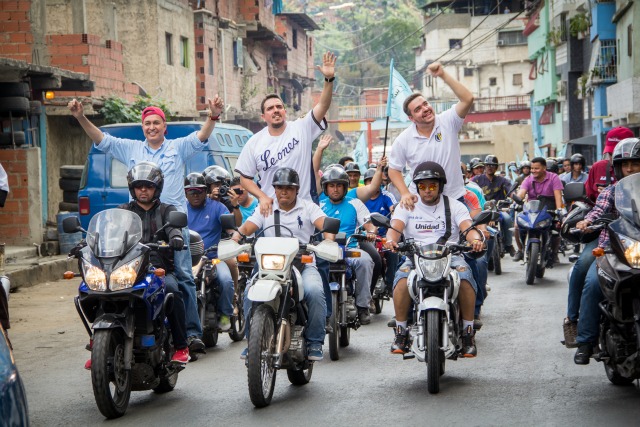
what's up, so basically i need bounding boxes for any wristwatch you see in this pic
[233,205,240,210]
[324,76,335,83]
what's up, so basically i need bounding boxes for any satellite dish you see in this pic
[334,130,345,141]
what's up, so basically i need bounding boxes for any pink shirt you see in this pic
[521,172,564,201]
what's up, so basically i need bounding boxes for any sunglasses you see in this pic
[417,182,438,191]
[133,183,156,190]
[231,188,244,195]
[186,188,205,196]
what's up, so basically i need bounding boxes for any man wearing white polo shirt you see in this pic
[388,61,474,209]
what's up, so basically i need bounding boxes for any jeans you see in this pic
[576,260,602,345]
[384,251,399,292]
[346,249,374,308]
[467,238,490,317]
[500,212,514,248]
[165,273,188,349]
[360,241,382,294]
[567,239,598,322]
[215,260,235,317]
[243,265,327,345]
[173,227,203,338]
[317,257,332,317]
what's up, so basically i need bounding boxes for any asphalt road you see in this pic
[8,256,640,426]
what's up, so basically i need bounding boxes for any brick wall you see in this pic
[0,0,34,62]
[46,33,137,100]
[194,14,218,111]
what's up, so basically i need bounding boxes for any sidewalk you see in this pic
[2,245,76,291]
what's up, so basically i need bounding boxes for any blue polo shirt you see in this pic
[239,197,259,223]
[364,190,396,236]
[187,198,229,257]
[320,196,370,248]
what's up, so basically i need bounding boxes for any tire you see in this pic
[30,100,42,114]
[525,243,539,285]
[339,324,350,347]
[247,304,277,408]
[0,96,30,113]
[59,178,81,191]
[0,83,30,98]
[604,362,636,385]
[59,201,78,212]
[60,165,84,179]
[0,131,26,146]
[374,295,384,314]
[487,256,494,271]
[91,329,131,419]
[229,282,246,342]
[63,191,78,203]
[328,292,339,361]
[202,327,218,348]
[286,362,313,385]
[426,310,442,394]
[153,335,178,393]
[493,246,502,275]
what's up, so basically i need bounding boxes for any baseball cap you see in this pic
[141,106,166,122]
[604,126,634,154]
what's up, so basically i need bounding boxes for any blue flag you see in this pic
[385,59,413,122]
[352,132,369,173]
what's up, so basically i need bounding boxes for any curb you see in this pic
[6,257,77,291]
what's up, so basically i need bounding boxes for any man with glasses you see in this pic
[230,177,258,222]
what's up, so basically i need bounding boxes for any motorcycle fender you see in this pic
[247,279,282,302]
[406,270,419,302]
[419,297,447,312]
[93,312,134,338]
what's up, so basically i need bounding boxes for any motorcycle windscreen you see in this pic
[615,174,640,227]
[416,243,448,260]
[523,200,544,213]
[86,209,143,258]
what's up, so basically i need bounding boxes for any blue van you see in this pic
[77,121,252,229]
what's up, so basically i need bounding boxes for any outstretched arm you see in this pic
[427,62,474,118]
[355,157,388,201]
[68,99,104,144]
[197,95,224,142]
[313,134,332,194]
[312,51,337,122]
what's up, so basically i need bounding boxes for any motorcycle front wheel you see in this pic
[91,329,131,419]
[247,304,277,408]
[328,292,340,360]
[426,310,442,394]
[525,242,539,285]
[492,243,502,275]
[229,285,246,342]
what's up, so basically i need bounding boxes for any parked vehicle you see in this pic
[485,199,511,275]
[217,214,341,407]
[63,209,187,419]
[77,122,252,229]
[370,211,493,394]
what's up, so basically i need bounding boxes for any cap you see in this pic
[141,106,166,123]
[604,127,634,154]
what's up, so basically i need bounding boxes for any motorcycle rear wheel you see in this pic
[229,295,246,342]
[426,310,442,394]
[91,329,131,419]
[525,242,539,285]
[203,327,219,348]
[287,363,313,385]
[328,292,340,360]
[604,361,636,385]
[339,324,350,347]
[492,245,502,275]
[154,336,179,394]
[247,304,277,408]
[374,296,384,314]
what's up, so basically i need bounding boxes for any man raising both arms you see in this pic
[388,62,474,210]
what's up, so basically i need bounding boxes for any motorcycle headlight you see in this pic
[417,257,449,282]
[618,234,640,269]
[110,256,143,291]
[261,255,285,270]
[537,219,550,229]
[82,260,107,291]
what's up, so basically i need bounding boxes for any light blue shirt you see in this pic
[561,171,588,184]
[97,131,206,212]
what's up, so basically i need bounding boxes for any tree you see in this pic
[100,95,174,124]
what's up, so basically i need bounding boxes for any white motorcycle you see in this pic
[217,214,341,407]
[370,211,494,394]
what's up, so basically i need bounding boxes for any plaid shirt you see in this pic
[585,184,617,248]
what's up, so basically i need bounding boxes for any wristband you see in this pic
[209,114,220,121]
[324,76,335,83]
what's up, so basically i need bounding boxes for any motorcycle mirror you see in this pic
[322,217,341,235]
[563,182,586,203]
[369,213,391,229]
[167,211,188,229]
[471,210,494,226]
[62,216,83,233]
[220,214,237,231]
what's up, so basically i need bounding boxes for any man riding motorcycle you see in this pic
[561,154,588,185]
[232,167,334,361]
[320,165,377,325]
[384,161,484,357]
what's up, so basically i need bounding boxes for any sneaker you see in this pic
[506,245,516,257]
[171,347,190,364]
[460,325,477,358]
[473,316,483,331]
[513,250,524,261]
[84,359,91,370]
[563,318,578,348]
[307,343,324,361]
[387,317,397,328]
[574,343,593,365]
[219,315,231,332]
[390,326,410,354]
[325,317,334,334]
[240,347,248,360]
[369,299,377,314]
[357,306,371,325]
[187,336,205,353]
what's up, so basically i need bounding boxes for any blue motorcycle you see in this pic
[63,209,186,419]
[515,198,556,285]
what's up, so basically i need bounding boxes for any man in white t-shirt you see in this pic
[232,167,334,361]
[388,62,474,210]
[235,51,337,215]
[384,162,484,357]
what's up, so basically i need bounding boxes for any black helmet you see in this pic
[569,153,586,169]
[189,230,205,266]
[612,138,640,180]
[203,165,231,186]
[561,202,600,244]
[484,155,499,166]
[321,165,349,193]
[519,160,531,170]
[184,172,207,189]
[272,167,300,188]
[363,168,376,183]
[412,161,447,192]
[344,163,361,174]
[127,161,163,201]
[546,158,559,174]
[470,157,484,169]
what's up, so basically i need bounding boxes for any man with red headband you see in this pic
[68,96,224,356]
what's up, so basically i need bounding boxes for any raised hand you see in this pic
[67,99,84,118]
[427,62,444,78]
[316,51,337,79]
[208,95,224,117]
[317,134,332,151]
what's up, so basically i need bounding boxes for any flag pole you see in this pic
[382,116,390,158]
[383,59,394,159]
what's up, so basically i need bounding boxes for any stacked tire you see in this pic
[0,82,31,148]
[59,165,83,212]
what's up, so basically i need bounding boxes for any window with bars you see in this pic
[180,37,189,68]
[513,73,523,86]
[464,68,473,76]
[166,33,173,65]
[497,31,527,46]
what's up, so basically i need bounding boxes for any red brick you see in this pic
[17,43,31,53]
[1,200,19,212]
[9,10,26,20]
[0,43,19,53]
[0,11,9,20]
[10,187,27,199]
[18,1,31,11]
[9,32,25,43]
[17,19,30,31]
[1,2,19,12]
[1,21,19,32]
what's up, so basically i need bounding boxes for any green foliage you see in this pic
[101,95,175,124]
[569,12,590,38]
[241,75,260,110]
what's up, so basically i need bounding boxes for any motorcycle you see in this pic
[484,199,511,275]
[369,210,493,394]
[191,233,245,349]
[513,196,558,285]
[62,209,187,419]
[217,214,341,407]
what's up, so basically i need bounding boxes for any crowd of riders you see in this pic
[62,49,639,378]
